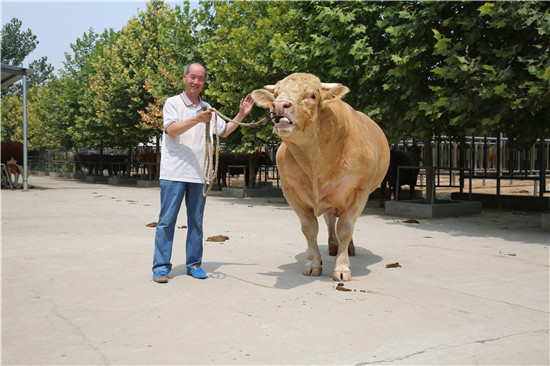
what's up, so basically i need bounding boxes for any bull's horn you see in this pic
[264,85,275,92]
[321,83,341,90]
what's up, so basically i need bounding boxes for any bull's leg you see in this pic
[333,216,357,281]
[7,165,20,188]
[323,211,339,256]
[324,211,355,257]
[300,213,322,277]
[348,238,355,256]
[14,171,20,188]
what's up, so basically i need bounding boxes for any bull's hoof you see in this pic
[332,268,352,281]
[303,262,322,276]
[328,246,338,256]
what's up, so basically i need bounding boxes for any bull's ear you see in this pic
[320,83,340,90]
[321,85,349,108]
[251,89,274,108]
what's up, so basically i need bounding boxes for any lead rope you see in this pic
[202,107,271,197]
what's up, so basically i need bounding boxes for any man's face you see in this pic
[184,64,206,96]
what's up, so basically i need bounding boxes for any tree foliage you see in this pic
[1,18,38,66]
[201,0,297,151]
[140,1,206,133]
[1,18,53,97]
[2,0,547,155]
[427,1,550,147]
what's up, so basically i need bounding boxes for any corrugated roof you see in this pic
[1,63,36,89]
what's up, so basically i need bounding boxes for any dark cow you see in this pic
[77,154,128,176]
[136,151,160,180]
[379,145,422,207]
[217,151,273,189]
[1,142,24,187]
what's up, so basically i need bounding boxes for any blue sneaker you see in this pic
[153,271,168,283]
[187,266,208,279]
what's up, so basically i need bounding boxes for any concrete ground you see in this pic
[2,176,549,365]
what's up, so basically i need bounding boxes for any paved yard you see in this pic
[2,176,549,365]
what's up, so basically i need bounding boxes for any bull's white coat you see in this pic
[252,73,390,281]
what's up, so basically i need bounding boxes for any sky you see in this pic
[2,0,197,73]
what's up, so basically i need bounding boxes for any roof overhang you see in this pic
[1,63,36,89]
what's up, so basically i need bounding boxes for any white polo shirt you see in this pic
[160,93,226,183]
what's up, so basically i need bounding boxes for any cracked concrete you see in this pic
[2,176,549,365]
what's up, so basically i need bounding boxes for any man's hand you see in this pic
[239,94,254,117]
[195,110,213,123]
[220,93,255,138]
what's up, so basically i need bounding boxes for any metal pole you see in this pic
[431,167,436,204]
[22,74,29,191]
[483,135,488,186]
[395,166,400,201]
[496,134,501,196]
[540,136,546,197]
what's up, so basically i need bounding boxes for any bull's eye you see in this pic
[310,94,316,100]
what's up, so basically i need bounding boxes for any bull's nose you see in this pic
[272,100,293,116]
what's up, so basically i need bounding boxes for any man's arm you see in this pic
[165,110,212,138]
[221,94,254,138]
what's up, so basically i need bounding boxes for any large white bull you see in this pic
[252,73,390,281]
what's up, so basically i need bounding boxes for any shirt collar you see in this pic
[180,92,206,109]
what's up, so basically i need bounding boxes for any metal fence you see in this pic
[394,135,549,197]
[26,135,549,196]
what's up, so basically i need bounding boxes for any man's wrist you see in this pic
[234,112,246,121]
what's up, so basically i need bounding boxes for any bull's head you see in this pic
[251,73,349,139]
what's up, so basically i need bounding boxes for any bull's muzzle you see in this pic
[272,100,293,116]
[268,111,293,129]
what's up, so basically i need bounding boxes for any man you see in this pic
[152,62,253,283]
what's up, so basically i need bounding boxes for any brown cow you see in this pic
[379,145,422,207]
[78,154,128,176]
[1,142,24,188]
[136,151,160,180]
[252,73,390,281]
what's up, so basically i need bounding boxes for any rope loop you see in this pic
[202,108,271,197]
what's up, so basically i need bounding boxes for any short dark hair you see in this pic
[184,63,207,79]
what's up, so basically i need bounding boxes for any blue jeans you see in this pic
[152,180,207,275]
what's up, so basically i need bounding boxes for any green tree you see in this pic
[27,57,54,87]
[87,0,178,152]
[1,18,37,66]
[427,1,550,148]
[76,29,120,152]
[140,1,206,137]
[35,75,79,151]
[202,1,301,152]
[0,85,52,150]
[1,18,53,97]
[0,93,22,141]
[32,28,111,154]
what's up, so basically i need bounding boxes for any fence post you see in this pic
[497,134,501,195]
[540,136,547,197]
